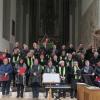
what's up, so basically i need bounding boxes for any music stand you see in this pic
[43,73,60,100]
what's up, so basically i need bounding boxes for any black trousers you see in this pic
[67,74,72,84]
[32,82,40,98]
[26,74,30,86]
[17,84,24,97]
[12,72,16,86]
[58,81,66,98]
[83,75,93,85]
[2,81,11,95]
[70,79,78,98]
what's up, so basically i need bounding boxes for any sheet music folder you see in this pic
[42,73,60,84]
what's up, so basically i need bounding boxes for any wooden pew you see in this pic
[77,83,88,100]
[84,86,100,100]
[77,83,100,100]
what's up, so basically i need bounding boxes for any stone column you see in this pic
[97,0,100,29]
[36,0,40,38]
[69,14,72,44]
[20,0,24,43]
[75,0,78,48]
[0,0,10,50]
[58,0,63,43]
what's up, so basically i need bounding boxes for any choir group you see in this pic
[0,41,100,99]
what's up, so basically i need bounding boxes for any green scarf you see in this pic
[59,66,66,76]
[74,66,80,79]
[27,58,34,68]
[12,56,19,63]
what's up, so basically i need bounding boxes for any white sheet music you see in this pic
[42,73,60,83]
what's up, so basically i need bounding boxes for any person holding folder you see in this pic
[15,58,26,98]
[0,58,13,96]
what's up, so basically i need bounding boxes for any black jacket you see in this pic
[95,66,100,77]
[30,64,42,83]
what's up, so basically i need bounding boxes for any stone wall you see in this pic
[80,0,98,47]
[0,0,10,51]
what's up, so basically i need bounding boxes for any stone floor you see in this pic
[0,86,77,100]
[0,92,77,100]
[0,97,77,100]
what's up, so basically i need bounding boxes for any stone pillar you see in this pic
[97,0,100,29]
[16,0,23,43]
[78,0,82,44]
[53,0,59,37]
[23,0,27,43]
[23,0,29,45]
[20,1,24,43]
[36,0,40,38]
[0,0,10,50]
[69,15,72,44]
[26,14,29,44]
[75,0,78,48]
[10,0,16,50]
[58,0,63,43]
[72,9,75,46]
